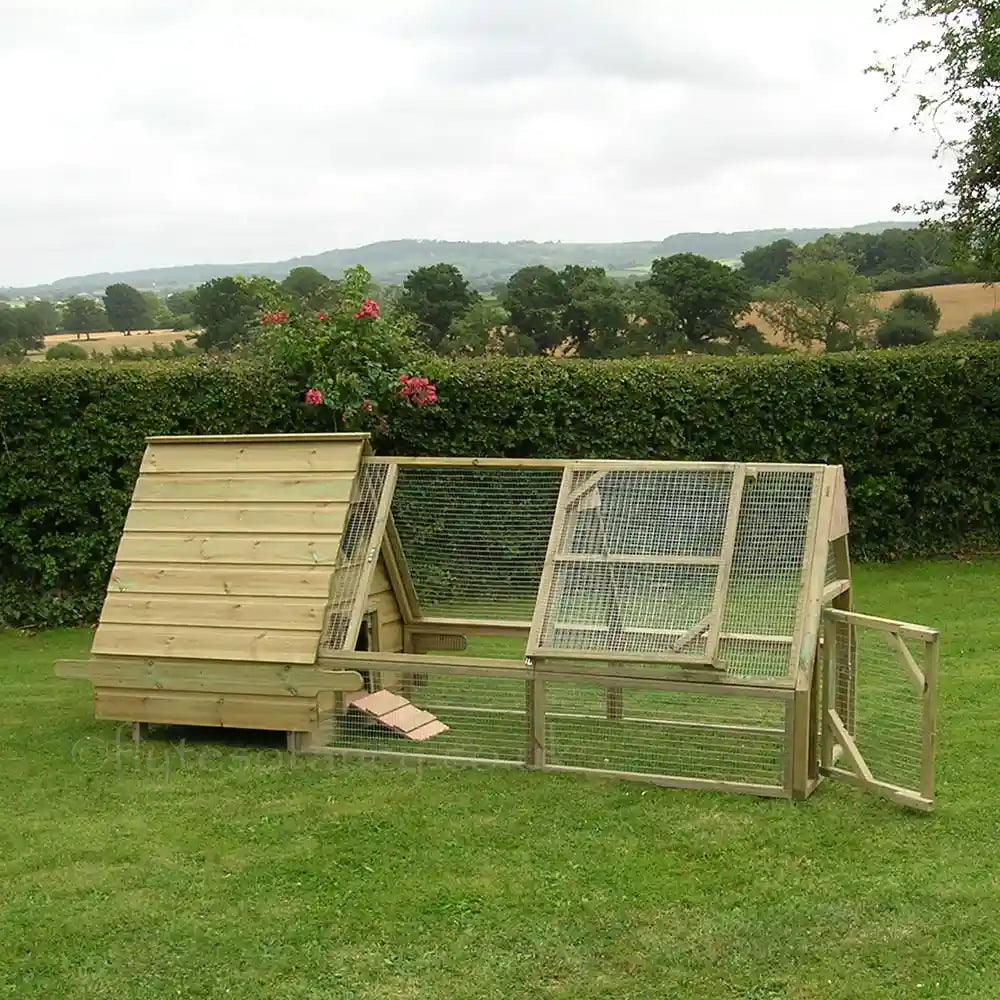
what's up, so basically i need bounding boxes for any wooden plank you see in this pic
[922,636,938,802]
[342,464,399,651]
[821,766,934,812]
[115,534,344,566]
[91,623,319,664]
[527,677,545,766]
[140,439,364,475]
[885,631,926,694]
[529,647,715,666]
[532,658,795,689]
[828,466,850,540]
[788,468,834,679]
[405,618,531,638]
[704,467,748,661]
[826,708,875,783]
[124,503,350,535]
[55,658,365,696]
[823,608,939,643]
[369,587,402,625]
[99,594,327,631]
[94,687,320,731]
[379,619,404,652]
[144,433,370,445]
[382,515,422,622]
[532,670,794,699]
[553,553,722,567]
[822,578,852,603]
[525,466,575,657]
[132,473,358,504]
[107,564,333,598]
[368,457,826,474]
[541,766,787,797]
[318,651,529,681]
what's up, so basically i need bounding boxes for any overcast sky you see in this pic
[1,0,947,286]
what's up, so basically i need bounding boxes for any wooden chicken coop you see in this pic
[56,433,940,811]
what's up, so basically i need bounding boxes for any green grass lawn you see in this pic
[1,558,998,998]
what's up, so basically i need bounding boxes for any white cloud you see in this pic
[0,0,948,285]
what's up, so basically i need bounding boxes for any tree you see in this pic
[400,264,480,352]
[966,310,1000,340]
[758,250,879,351]
[165,290,197,316]
[891,290,942,329]
[502,265,570,354]
[141,292,173,330]
[876,309,936,346]
[870,2,1000,270]
[559,266,634,357]
[191,275,284,351]
[644,253,752,346]
[0,305,45,359]
[439,299,511,356]
[102,283,150,336]
[21,300,60,336]
[281,266,339,312]
[61,297,107,341]
[740,239,797,286]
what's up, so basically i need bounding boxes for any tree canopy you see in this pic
[400,264,480,351]
[103,283,151,336]
[871,1,1000,269]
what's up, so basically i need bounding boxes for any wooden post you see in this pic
[526,677,546,767]
[922,635,939,803]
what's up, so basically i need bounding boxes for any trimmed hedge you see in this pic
[4,346,1000,628]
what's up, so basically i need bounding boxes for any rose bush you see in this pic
[254,265,439,432]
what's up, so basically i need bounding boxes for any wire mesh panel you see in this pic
[720,469,820,679]
[319,461,390,654]
[822,610,937,810]
[534,468,736,660]
[532,465,822,678]
[390,465,563,620]
[328,670,530,763]
[543,679,787,790]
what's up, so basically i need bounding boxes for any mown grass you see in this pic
[2,558,999,998]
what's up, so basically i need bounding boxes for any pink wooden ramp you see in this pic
[348,689,449,741]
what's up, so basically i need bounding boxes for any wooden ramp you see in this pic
[348,689,449,741]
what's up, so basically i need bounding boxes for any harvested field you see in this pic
[30,328,198,359]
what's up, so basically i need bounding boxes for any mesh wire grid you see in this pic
[828,622,928,794]
[543,680,787,787]
[319,461,389,654]
[389,465,563,620]
[330,670,530,763]
[535,467,820,679]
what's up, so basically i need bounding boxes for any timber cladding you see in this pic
[92,433,370,665]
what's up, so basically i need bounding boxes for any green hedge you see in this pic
[4,346,1000,628]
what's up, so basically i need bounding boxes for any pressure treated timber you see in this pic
[124,503,351,535]
[140,439,365,475]
[94,688,321,732]
[99,595,328,631]
[55,658,366,697]
[114,534,345,566]
[107,565,334,599]
[132,474,358,504]
[91,623,321,664]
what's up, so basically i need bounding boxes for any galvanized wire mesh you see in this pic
[721,469,819,679]
[544,681,787,787]
[390,465,563,620]
[536,468,735,658]
[319,462,389,654]
[329,671,529,762]
[829,623,927,794]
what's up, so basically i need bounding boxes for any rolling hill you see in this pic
[2,221,918,299]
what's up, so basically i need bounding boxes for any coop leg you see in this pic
[132,722,148,744]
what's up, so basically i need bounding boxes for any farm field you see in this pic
[748,281,1000,347]
[1,557,996,999]
[29,328,197,358]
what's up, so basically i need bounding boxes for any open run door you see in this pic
[821,608,939,812]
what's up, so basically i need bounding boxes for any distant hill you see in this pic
[2,221,919,298]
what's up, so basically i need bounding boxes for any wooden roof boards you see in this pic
[92,433,369,665]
